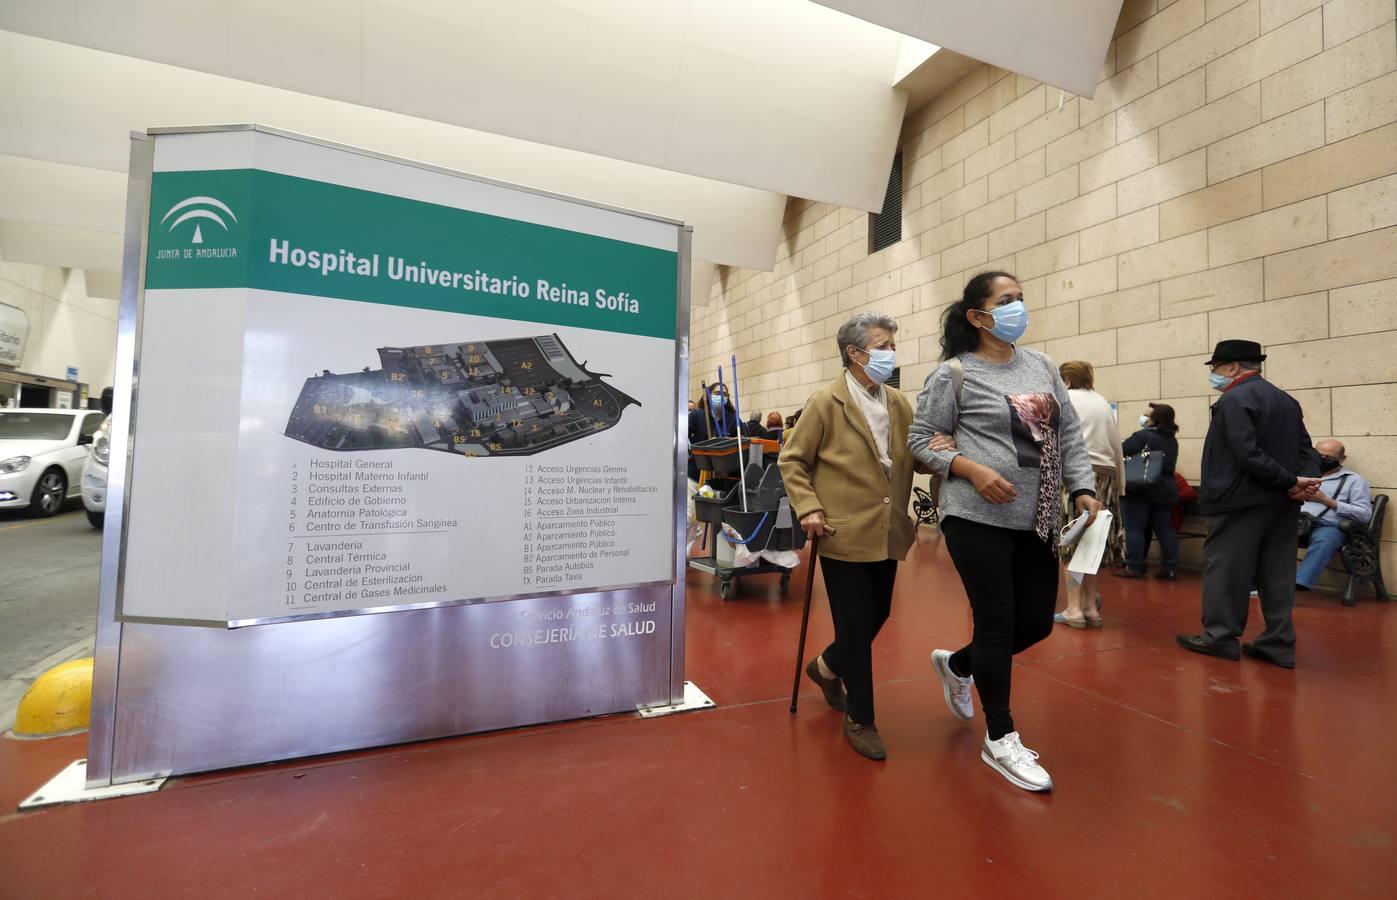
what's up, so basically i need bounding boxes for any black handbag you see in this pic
[1297,474,1348,546]
[1297,511,1317,546]
[1124,449,1165,494]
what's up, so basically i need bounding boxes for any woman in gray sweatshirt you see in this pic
[909,271,1101,793]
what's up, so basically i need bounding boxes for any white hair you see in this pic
[836,311,898,368]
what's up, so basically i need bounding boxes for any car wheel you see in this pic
[86,509,105,529]
[30,468,67,518]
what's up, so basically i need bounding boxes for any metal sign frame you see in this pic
[87,125,691,786]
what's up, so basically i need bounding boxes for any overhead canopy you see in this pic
[812,0,1125,98]
[0,31,788,273]
[0,1,1126,281]
[0,0,912,212]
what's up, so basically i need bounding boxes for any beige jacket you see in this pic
[778,373,916,563]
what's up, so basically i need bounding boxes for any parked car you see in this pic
[0,408,106,517]
[81,415,111,528]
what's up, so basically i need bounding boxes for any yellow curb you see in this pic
[14,658,93,738]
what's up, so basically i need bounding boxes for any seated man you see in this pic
[1296,439,1372,591]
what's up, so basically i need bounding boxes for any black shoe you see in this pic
[1241,642,1295,669]
[1175,634,1240,661]
[1154,570,1177,581]
[1112,569,1144,579]
[805,656,847,712]
[1295,583,1311,592]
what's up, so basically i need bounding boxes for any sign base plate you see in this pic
[637,681,715,718]
[18,759,166,810]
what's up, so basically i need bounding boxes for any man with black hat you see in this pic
[1176,339,1322,668]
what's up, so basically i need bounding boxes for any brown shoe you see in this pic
[842,715,887,760]
[805,656,847,712]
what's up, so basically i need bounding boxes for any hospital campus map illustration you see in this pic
[284,335,639,457]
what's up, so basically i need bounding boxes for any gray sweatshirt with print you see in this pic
[908,349,1095,532]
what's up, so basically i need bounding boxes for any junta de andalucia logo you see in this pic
[153,194,242,261]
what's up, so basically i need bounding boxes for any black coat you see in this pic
[1122,427,1179,504]
[743,420,770,440]
[688,404,741,444]
[1199,374,1321,515]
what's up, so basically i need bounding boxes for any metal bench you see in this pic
[1166,495,1389,606]
[1337,493,1389,607]
[912,485,938,527]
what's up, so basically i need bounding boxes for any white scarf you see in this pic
[845,370,892,476]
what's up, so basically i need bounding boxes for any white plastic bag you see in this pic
[1066,510,1113,583]
[758,548,800,568]
[719,523,762,567]
[686,479,703,554]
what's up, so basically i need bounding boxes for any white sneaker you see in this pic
[981,731,1053,792]
[931,649,975,720]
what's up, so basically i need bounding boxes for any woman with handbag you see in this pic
[1115,403,1180,580]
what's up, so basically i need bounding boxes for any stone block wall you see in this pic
[690,0,1397,586]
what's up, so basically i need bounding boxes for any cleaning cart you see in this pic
[689,437,806,600]
[688,354,807,600]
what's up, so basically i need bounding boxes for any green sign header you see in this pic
[145,169,679,340]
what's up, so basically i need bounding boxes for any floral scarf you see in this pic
[1006,392,1062,545]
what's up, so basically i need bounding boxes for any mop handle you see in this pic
[729,356,748,512]
[699,380,713,440]
[714,367,727,438]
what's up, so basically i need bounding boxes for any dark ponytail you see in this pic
[940,271,1016,360]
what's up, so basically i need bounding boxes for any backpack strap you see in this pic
[930,357,965,505]
[947,356,964,408]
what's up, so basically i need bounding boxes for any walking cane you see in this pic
[789,535,820,714]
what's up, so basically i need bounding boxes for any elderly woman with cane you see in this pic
[779,311,921,760]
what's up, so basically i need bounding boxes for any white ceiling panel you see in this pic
[84,270,122,301]
[0,30,786,270]
[812,0,1125,98]
[0,155,127,233]
[0,0,910,211]
[0,220,123,271]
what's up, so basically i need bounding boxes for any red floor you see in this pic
[3,529,1396,898]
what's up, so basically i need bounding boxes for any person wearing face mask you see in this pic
[909,271,1102,792]
[1176,340,1322,669]
[1113,403,1181,582]
[687,383,744,480]
[1295,439,1372,592]
[779,311,920,761]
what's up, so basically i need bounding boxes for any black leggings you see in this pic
[942,517,1059,740]
[819,557,897,727]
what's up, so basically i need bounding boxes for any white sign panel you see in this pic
[119,129,681,626]
[0,303,27,367]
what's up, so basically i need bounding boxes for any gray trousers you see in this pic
[1202,500,1298,660]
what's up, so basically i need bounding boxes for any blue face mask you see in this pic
[983,300,1028,344]
[861,348,896,384]
[1208,371,1231,391]
[710,392,727,411]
